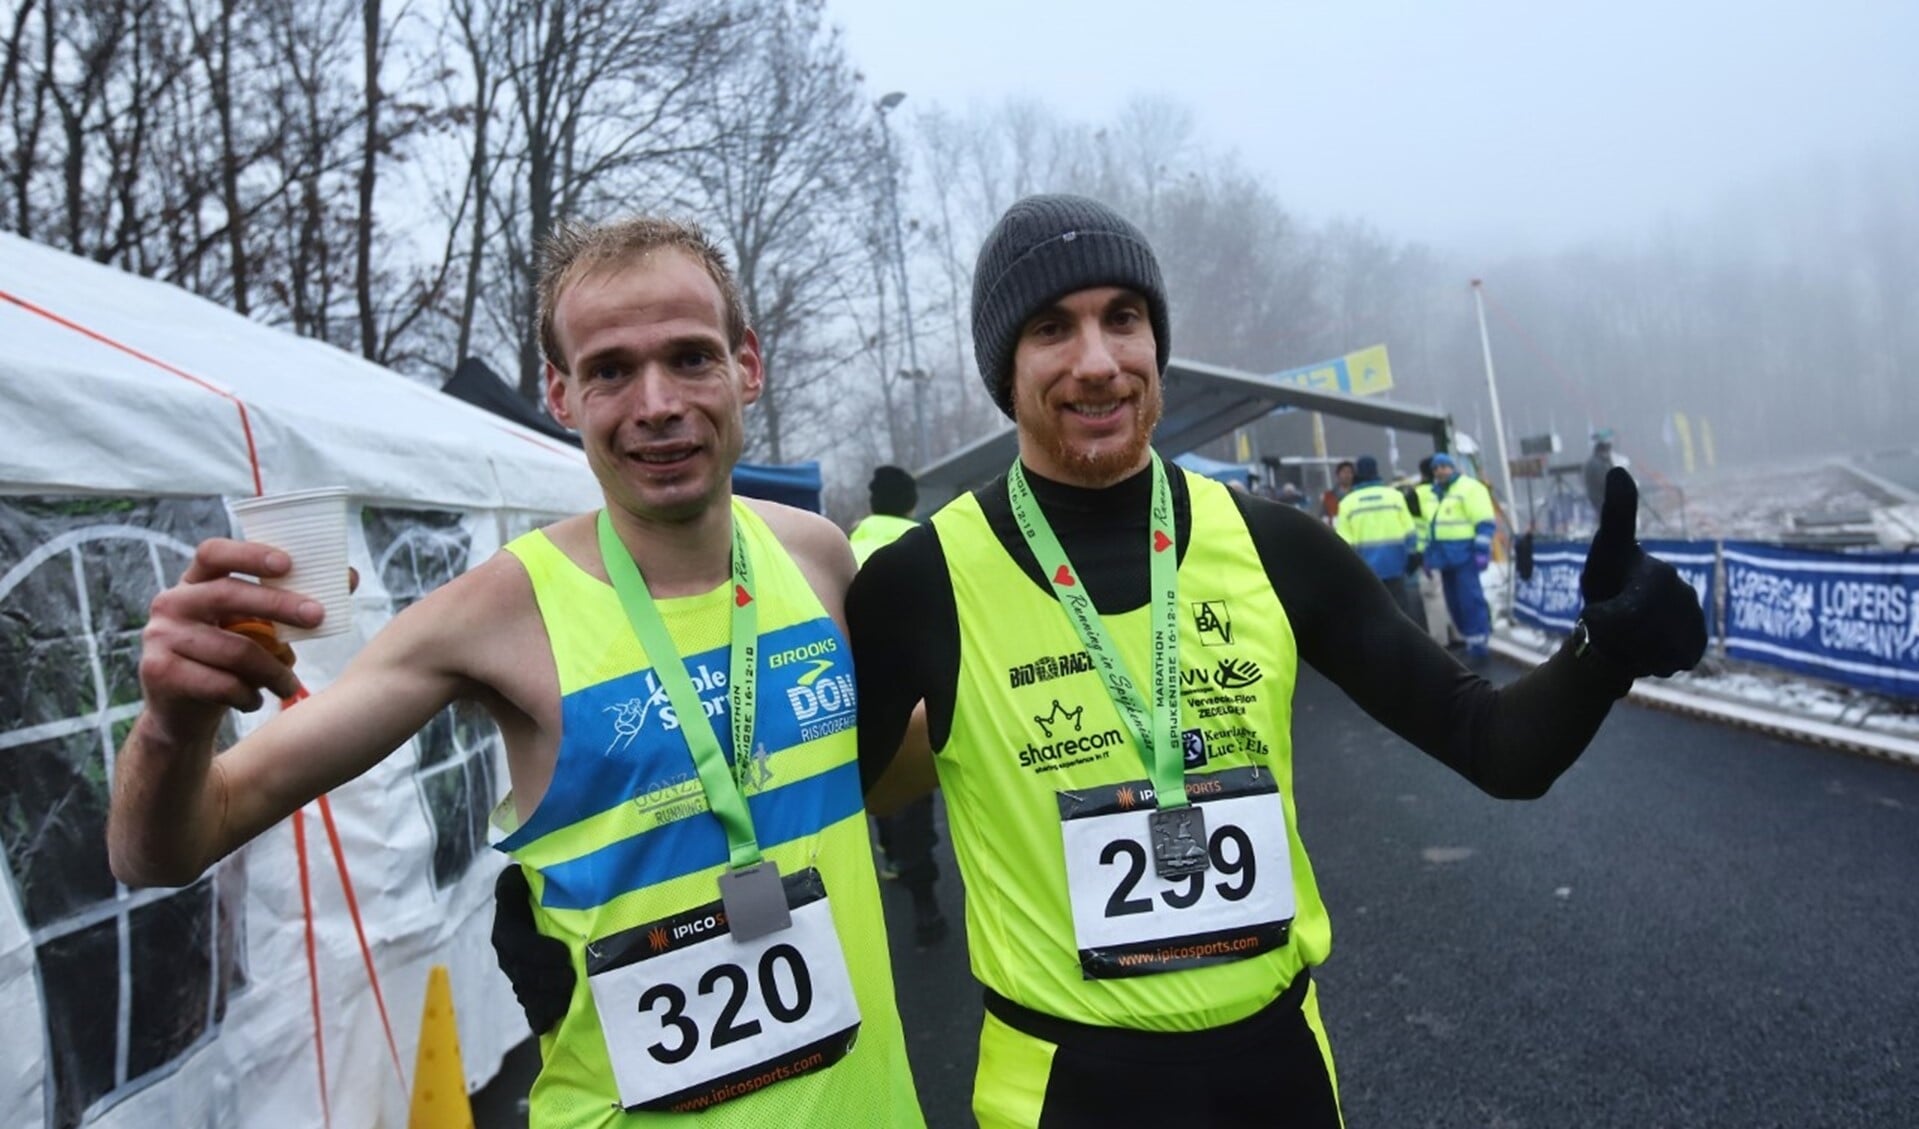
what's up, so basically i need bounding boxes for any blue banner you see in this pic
[1643,539,1718,643]
[1512,541,1586,631]
[1723,543,1919,699]
[1513,539,1719,640]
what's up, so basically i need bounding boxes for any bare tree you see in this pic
[29,0,188,261]
[489,0,734,396]
[256,0,360,341]
[1,0,49,235]
[444,0,506,365]
[669,0,879,462]
[181,0,254,310]
[354,0,383,357]
[909,103,972,383]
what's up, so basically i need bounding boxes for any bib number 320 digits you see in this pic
[1058,767,1295,979]
[585,868,860,1111]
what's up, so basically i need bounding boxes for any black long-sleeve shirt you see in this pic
[847,461,1632,797]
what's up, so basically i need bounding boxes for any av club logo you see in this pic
[1193,600,1233,646]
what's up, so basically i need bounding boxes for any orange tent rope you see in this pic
[0,287,265,496]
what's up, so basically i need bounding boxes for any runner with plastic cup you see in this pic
[228,487,354,642]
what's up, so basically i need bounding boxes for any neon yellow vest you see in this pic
[1431,474,1495,544]
[498,502,921,1128]
[1413,482,1439,550]
[849,513,917,566]
[1334,483,1414,549]
[928,473,1331,1032]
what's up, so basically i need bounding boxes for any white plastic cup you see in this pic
[228,487,353,641]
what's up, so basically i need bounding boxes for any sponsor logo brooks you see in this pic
[769,637,839,668]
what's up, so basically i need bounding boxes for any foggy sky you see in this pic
[824,0,1919,256]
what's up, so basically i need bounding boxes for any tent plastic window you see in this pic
[0,496,248,1129]
[362,507,501,888]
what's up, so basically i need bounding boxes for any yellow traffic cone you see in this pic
[408,965,476,1129]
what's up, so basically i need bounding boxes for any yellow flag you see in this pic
[1345,345,1394,396]
[1673,412,1696,474]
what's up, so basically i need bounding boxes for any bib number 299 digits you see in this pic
[1059,768,1296,979]
[585,869,860,1111]
[1101,821,1257,917]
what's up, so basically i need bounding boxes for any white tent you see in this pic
[1,231,600,1129]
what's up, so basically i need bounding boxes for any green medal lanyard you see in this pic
[1007,452,1188,811]
[597,509,762,870]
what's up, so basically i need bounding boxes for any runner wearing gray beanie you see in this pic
[970,194,1171,418]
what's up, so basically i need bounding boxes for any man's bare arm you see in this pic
[746,498,859,630]
[864,701,935,816]
[108,542,507,887]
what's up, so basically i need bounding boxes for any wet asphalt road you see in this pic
[481,661,1919,1127]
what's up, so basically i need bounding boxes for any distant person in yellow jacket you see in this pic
[1413,456,1451,646]
[1335,456,1425,629]
[849,465,950,946]
[1425,452,1497,658]
[850,465,921,567]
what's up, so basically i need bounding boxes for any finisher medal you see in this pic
[1149,804,1210,880]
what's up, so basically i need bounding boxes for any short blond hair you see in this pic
[536,216,748,373]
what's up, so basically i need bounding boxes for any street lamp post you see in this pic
[876,90,927,468]
[1469,279,1520,528]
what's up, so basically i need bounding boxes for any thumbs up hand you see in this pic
[1577,468,1707,678]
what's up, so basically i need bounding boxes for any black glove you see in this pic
[1406,551,1424,575]
[491,864,576,1036]
[1577,468,1707,678]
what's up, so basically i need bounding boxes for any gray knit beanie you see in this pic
[971,194,1170,419]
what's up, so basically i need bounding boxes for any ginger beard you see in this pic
[1019,372,1164,487]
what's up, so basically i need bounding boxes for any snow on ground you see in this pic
[1504,622,1919,742]
[1662,456,1901,542]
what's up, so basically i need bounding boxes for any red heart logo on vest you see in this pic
[1053,565,1076,586]
[1153,530,1172,552]
[735,585,752,607]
